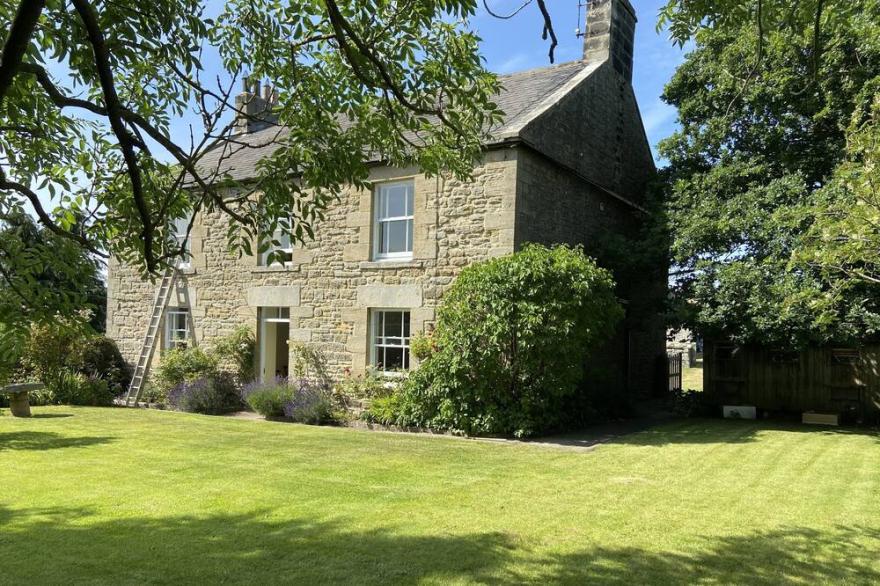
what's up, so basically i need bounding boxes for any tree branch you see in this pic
[19,62,106,115]
[323,0,465,137]
[70,0,155,270]
[482,0,532,19]
[535,0,557,64]
[0,168,107,258]
[0,0,46,104]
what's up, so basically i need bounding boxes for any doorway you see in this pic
[258,307,290,381]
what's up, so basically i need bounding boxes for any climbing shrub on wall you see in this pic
[211,326,256,383]
[398,244,624,437]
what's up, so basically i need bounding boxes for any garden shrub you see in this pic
[362,393,403,426]
[154,346,219,400]
[398,244,624,438]
[20,323,130,402]
[140,381,165,405]
[289,342,326,379]
[670,388,705,418]
[409,332,435,362]
[50,371,114,406]
[283,379,333,424]
[210,326,256,383]
[241,377,292,417]
[70,336,131,396]
[335,369,395,400]
[168,373,240,415]
[22,321,84,394]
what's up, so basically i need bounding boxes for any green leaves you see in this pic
[659,0,880,346]
[1,0,500,335]
[399,245,623,437]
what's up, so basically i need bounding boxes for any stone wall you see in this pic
[106,150,518,380]
[513,147,665,396]
[107,60,666,394]
[519,61,655,206]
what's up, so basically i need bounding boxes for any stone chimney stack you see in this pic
[234,77,279,134]
[583,0,637,83]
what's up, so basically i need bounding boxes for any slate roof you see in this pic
[197,59,597,182]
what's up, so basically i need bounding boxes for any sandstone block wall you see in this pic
[107,62,665,395]
[106,150,518,380]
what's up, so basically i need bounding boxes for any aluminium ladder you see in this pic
[124,265,179,406]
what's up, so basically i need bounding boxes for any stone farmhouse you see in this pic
[107,0,665,396]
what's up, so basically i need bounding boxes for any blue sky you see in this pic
[473,0,687,162]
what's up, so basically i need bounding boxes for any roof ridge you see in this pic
[496,59,586,80]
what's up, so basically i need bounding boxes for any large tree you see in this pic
[658,0,880,347]
[0,0,501,339]
[0,212,106,361]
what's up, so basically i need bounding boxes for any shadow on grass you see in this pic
[533,418,880,450]
[0,506,877,584]
[30,413,74,419]
[539,525,880,585]
[0,431,114,451]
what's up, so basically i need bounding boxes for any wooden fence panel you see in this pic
[704,339,880,418]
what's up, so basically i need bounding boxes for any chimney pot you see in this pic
[233,77,279,135]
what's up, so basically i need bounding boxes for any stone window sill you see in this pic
[251,265,297,274]
[359,260,424,270]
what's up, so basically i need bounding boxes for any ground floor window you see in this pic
[371,309,411,372]
[165,307,190,349]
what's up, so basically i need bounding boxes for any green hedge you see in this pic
[397,244,623,437]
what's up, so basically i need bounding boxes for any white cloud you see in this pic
[496,53,532,74]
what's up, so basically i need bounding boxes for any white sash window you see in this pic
[373,181,414,260]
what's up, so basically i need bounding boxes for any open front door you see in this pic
[258,307,290,382]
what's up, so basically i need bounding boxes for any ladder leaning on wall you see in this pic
[124,265,179,406]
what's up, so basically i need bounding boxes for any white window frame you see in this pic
[373,180,414,261]
[370,309,411,373]
[261,307,290,323]
[259,219,293,268]
[164,307,190,350]
[171,216,192,269]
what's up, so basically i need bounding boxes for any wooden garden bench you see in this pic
[0,383,44,417]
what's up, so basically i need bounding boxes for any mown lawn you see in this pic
[2,407,879,585]
[682,365,704,391]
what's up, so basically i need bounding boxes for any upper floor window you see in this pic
[171,216,191,269]
[259,220,293,267]
[373,181,414,260]
[165,307,190,349]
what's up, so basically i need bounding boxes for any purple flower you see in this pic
[241,376,288,401]
[283,379,331,423]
